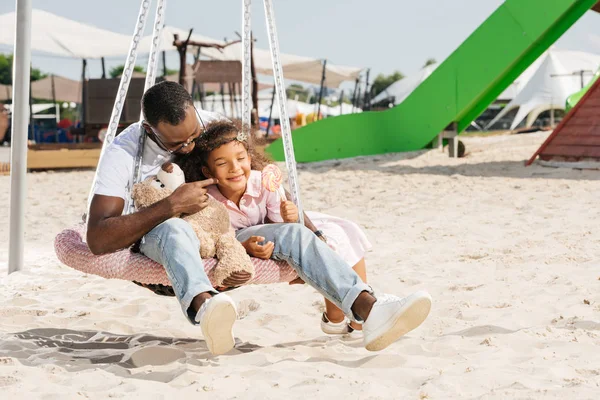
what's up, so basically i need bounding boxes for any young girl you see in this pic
[176,120,372,334]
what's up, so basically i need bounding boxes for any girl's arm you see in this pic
[282,189,327,243]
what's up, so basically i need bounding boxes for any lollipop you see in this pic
[261,164,287,201]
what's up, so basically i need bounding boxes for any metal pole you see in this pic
[316,59,327,120]
[228,82,235,117]
[9,0,32,275]
[101,57,106,79]
[250,33,259,126]
[28,77,33,141]
[51,74,59,142]
[363,68,371,111]
[351,77,359,113]
[339,90,344,115]
[234,82,242,118]
[220,83,226,116]
[266,88,275,136]
[80,58,87,142]
[162,51,167,77]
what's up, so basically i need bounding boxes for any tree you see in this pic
[423,58,437,68]
[370,71,404,98]
[163,67,179,77]
[286,83,310,102]
[109,64,146,79]
[0,54,11,85]
[0,53,47,85]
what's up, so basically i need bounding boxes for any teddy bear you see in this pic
[131,163,255,287]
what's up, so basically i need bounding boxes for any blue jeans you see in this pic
[236,223,372,320]
[141,219,372,323]
[140,218,217,324]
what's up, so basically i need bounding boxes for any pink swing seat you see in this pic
[54,224,298,295]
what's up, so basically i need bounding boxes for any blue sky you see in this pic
[2,0,600,89]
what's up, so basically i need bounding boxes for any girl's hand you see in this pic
[280,201,299,223]
[242,236,274,259]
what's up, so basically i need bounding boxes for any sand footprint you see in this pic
[236,299,261,320]
[129,346,186,367]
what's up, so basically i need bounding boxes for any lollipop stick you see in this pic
[278,186,287,201]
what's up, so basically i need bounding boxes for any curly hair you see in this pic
[175,119,270,183]
[141,81,193,127]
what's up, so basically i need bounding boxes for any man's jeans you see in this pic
[140,218,217,324]
[141,219,371,324]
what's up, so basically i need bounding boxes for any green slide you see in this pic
[566,68,600,112]
[267,0,599,162]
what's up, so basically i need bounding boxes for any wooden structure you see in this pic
[172,32,259,123]
[27,143,102,170]
[1,143,102,174]
[527,72,600,166]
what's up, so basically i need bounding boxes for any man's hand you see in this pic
[242,236,274,259]
[168,178,217,215]
[280,201,299,223]
[161,162,174,173]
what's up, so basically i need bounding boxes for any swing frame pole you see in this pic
[8,0,32,274]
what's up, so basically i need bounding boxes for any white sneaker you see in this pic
[363,291,432,351]
[321,312,355,335]
[195,293,237,355]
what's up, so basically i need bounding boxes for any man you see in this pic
[87,81,432,355]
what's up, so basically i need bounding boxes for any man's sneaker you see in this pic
[195,293,237,355]
[363,291,432,351]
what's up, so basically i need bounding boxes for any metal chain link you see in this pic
[143,0,167,96]
[241,0,252,134]
[105,0,151,145]
[88,0,151,208]
[262,0,304,224]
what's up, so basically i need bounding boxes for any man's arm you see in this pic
[86,179,217,255]
[86,195,175,255]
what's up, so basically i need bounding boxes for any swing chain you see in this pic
[262,0,304,224]
[241,0,252,134]
[144,0,167,94]
[106,0,151,145]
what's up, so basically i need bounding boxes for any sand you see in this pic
[0,131,599,399]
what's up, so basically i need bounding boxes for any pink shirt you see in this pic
[207,170,284,230]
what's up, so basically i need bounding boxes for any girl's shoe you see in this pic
[321,312,360,335]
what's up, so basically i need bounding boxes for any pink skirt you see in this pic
[306,211,372,268]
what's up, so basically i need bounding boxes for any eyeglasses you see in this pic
[143,106,207,154]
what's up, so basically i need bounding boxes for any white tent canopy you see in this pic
[370,63,438,106]
[0,9,133,58]
[149,26,362,87]
[486,49,600,129]
[185,38,362,87]
[0,9,362,87]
